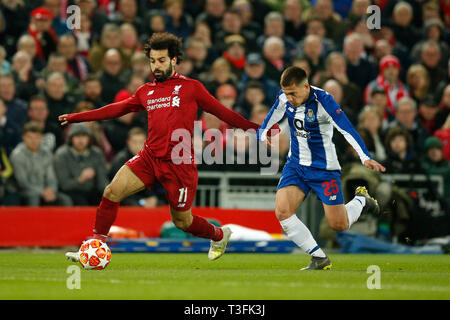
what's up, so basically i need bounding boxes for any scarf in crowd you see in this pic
[27,25,58,60]
[375,74,407,116]
[67,55,89,82]
[222,51,246,70]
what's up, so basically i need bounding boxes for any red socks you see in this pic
[186,215,223,241]
[93,199,222,243]
[93,196,119,241]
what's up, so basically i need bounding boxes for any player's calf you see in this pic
[171,215,193,231]
[328,219,349,232]
[323,204,350,231]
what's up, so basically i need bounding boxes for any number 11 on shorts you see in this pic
[178,187,188,203]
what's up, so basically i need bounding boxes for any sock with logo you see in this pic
[345,196,366,229]
[185,215,223,241]
[279,214,326,258]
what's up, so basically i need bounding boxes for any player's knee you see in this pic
[329,220,348,231]
[275,206,292,221]
[103,184,122,202]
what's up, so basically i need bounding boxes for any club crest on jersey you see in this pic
[172,85,182,95]
[305,109,315,122]
[172,96,180,107]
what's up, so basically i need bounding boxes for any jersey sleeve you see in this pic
[319,91,371,164]
[194,80,260,132]
[66,86,145,123]
[257,90,287,141]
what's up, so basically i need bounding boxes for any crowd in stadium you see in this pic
[0,0,449,209]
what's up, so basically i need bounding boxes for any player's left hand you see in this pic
[364,159,386,172]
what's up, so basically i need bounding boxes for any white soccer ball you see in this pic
[78,239,111,270]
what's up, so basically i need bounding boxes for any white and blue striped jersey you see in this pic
[257,86,371,171]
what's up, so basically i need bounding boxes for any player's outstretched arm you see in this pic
[324,95,384,172]
[195,80,279,134]
[257,91,286,143]
[58,95,144,126]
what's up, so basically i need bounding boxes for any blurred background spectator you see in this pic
[10,121,72,206]
[54,123,108,206]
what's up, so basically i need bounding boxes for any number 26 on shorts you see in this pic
[322,179,339,196]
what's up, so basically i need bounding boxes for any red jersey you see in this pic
[66,72,278,160]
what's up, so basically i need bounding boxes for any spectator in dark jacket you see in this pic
[27,95,64,151]
[237,53,279,105]
[81,74,107,109]
[0,73,28,128]
[53,123,109,206]
[421,136,450,199]
[382,126,423,174]
[419,40,447,89]
[43,72,76,127]
[163,0,193,44]
[386,97,429,154]
[283,0,306,42]
[0,98,21,156]
[343,33,377,91]
[98,48,130,104]
[10,122,72,206]
[389,1,421,51]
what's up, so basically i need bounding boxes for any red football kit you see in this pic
[66,72,278,210]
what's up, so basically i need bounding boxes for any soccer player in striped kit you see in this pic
[257,67,386,270]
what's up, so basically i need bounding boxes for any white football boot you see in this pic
[208,227,232,261]
[65,251,80,263]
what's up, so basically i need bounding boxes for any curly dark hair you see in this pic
[143,32,183,64]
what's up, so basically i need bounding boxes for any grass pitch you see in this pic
[0,251,449,300]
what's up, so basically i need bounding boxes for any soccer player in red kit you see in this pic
[63,32,279,262]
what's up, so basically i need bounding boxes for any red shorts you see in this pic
[125,149,198,211]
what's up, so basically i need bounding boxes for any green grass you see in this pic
[0,251,449,300]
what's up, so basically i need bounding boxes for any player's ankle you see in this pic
[93,233,108,242]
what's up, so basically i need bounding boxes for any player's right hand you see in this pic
[58,114,70,126]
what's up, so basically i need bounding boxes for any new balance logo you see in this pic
[329,195,337,201]
[177,203,186,208]
[147,90,154,96]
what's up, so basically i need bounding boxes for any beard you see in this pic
[152,63,173,82]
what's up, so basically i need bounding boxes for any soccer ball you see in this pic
[78,239,111,270]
